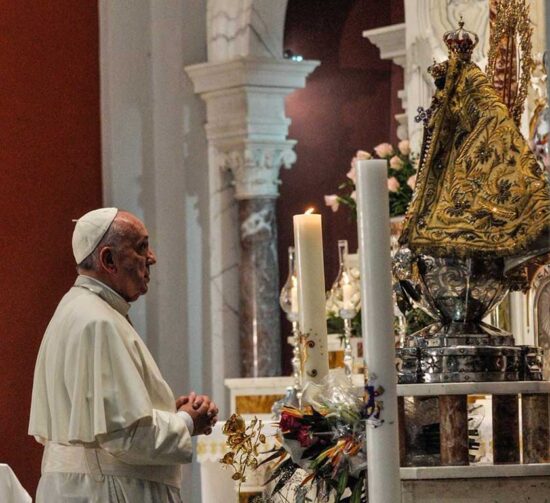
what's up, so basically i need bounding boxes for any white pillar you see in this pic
[510,291,529,345]
[356,160,401,503]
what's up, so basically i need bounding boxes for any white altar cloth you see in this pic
[0,464,32,503]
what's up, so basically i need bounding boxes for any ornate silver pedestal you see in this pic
[394,252,544,383]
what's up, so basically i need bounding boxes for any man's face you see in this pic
[111,213,157,302]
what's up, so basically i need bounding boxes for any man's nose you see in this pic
[147,248,157,265]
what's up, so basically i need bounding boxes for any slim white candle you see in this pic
[342,280,353,311]
[290,281,299,315]
[293,210,329,385]
[356,159,401,502]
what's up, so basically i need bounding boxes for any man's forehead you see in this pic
[116,212,149,239]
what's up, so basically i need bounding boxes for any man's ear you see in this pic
[98,247,116,273]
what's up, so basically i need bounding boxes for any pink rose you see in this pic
[398,140,410,156]
[324,194,340,212]
[389,155,404,170]
[387,177,400,192]
[374,142,394,158]
[407,174,417,190]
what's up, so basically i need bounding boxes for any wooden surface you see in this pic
[492,394,520,463]
[439,395,469,466]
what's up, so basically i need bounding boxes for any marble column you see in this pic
[492,394,520,464]
[439,395,469,466]
[522,393,550,464]
[239,198,281,376]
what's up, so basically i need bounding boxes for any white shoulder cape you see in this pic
[29,277,176,444]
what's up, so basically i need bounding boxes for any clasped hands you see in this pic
[176,392,218,436]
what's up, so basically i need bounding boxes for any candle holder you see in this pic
[327,240,361,379]
[279,246,302,400]
[340,309,357,379]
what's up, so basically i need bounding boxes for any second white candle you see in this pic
[293,211,329,385]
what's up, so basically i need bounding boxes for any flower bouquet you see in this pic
[220,372,384,502]
[324,140,417,219]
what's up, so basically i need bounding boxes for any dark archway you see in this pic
[278,0,404,372]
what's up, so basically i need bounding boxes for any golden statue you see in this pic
[399,21,550,259]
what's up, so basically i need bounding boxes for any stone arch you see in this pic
[207,0,289,62]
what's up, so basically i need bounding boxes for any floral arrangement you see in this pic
[325,140,417,219]
[220,373,384,503]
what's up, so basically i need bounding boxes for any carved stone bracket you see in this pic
[363,23,406,68]
[363,23,407,139]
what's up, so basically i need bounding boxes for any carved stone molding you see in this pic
[363,23,407,140]
[218,143,297,199]
[363,23,406,68]
[186,57,319,197]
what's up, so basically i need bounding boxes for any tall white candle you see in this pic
[356,160,401,503]
[293,210,329,385]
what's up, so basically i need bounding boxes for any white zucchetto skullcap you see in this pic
[72,207,118,264]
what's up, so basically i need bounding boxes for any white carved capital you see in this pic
[218,142,297,199]
[186,56,319,199]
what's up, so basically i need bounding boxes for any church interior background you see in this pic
[1,0,549,501]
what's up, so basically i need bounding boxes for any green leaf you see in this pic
[350,478,364,503]
[335,470,349,501]
[270,460,298,497]
[264,458,294,486]
[257,449,285,468]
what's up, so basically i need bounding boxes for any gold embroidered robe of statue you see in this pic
[400,57,550,258]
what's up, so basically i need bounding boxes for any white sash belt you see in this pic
[42,442,182,489]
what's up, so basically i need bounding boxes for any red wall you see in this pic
[0,1,102,495]
[280,0,404,371]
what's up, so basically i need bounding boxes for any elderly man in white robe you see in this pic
[29,208,218,502]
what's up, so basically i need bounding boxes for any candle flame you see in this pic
[305,207,315,215]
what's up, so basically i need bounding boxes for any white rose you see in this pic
[389,155,404,170]
[356,150,372,160]
[348,150,371,181]
[324,194,340,212]
[374,142,394,158]
[398,140,411,156]
[387,177,400,193]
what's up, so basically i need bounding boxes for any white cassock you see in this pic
[29,275,193,503]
